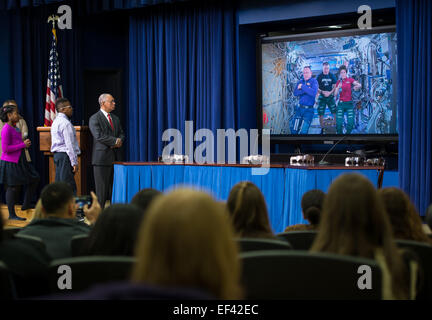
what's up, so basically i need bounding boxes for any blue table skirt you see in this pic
[112,164,399,233]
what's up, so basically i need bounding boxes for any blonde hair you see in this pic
[131,188,242,299]
[32,199,45,220]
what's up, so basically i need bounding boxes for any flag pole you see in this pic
[44,14,62,127]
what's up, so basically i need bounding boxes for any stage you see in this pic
[112,163,398,233]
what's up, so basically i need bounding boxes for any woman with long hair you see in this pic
[310,173,415,299]
[334,65,361,134]
[226,181,274,239]
[378,187,431,244]
[285,189,325,232]
[0,105,39,221]
[85,204,145,256]
[131,189,242,299]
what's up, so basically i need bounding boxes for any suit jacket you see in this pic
[89,110,125,166]
[18,217,91,259]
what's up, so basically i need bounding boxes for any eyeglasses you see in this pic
[105,100,115,104]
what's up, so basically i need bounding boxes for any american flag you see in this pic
[44,27,63,126]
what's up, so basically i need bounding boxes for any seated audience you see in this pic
[310,173,417,299]
[131,188,243,299]
[130,188,162,213]
[378,187,431,243]
[226,181,274,239]
[0,213,51,298]
[81,188,162,255]
[17,182,100,259]
[284,189,325,232]
[84,204,145,256]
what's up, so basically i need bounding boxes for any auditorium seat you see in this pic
[395,239,432,300]
[236,238,292,252]
[2,228,21,241]
[0,261,16,300]
[14,234,46,251]
[70,234,89,257]
[48,256,136,293]
[276,231,317,250]
[240,250,382,299]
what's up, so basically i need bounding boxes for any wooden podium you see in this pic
[37,126,90,196]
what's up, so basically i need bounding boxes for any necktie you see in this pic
[107,113,114,131]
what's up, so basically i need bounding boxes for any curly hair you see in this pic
[0,104,17,123]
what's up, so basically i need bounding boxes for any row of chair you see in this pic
[0,252,383,299]
[69,231,318,257]
[2,230,432,299]
[2,229,318,256]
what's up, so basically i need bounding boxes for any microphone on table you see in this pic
[318,135,347,166]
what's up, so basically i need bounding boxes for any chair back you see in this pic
[276,231,317,250]
[0,261,16,300]
[14,234,46,251]
[2,228,21,241]
[49,256,135,293]
[240,250,382,299]
[395,239,432,300]
[237,238,292,252]
[70,234,89,257]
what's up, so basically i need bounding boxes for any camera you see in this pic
[75,195,92,220]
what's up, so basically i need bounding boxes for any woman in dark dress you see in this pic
[0,105,39,221]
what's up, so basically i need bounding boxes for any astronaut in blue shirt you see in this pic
[290,66,318,134]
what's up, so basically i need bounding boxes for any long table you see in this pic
[112,163,397,233]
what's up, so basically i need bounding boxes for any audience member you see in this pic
[0,213,51,298]
[378,187,431,243]
[17,182,101,259]
[130,188,162,213]
[0,104,39,220]
[131,189,242,299]
[285,189,325,232]
[84,204,144,256]
[226,181,274,239]
[310,173,417,299]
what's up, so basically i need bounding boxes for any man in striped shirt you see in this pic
[50,98,81,194]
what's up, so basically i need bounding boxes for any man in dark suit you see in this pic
[89,93,125,208]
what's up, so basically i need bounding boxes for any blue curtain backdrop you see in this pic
[8,4,83,191]
[396,0,432,215]
[128,1,238,161]
[0,0,189,11]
